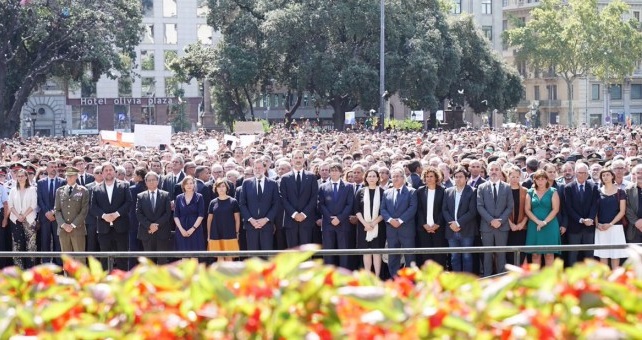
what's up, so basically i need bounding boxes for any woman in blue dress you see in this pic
[594,168,627,268]
[207,179,241,262]
[524,170,561,267]
[173,176,206,253]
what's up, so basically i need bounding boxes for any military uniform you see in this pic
[54,167,90,253]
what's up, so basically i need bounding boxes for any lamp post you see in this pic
[61,119,67,137]
[378,0,385,132]
[30,110,37,137]
[24,118,32,137]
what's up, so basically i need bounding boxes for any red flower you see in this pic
[245,307,261,333]
[428,309,447,329]
[63,259,81,276]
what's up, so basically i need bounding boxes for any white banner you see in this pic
[345,111,356,125]
[234,121,264,134]
[239,135,257,148]
[134,124,172,147]
[436,110,444,121]
[411,110,424,121]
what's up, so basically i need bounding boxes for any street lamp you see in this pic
[30,110,37,137]
[61,119,67,137]
[24,118,32,137]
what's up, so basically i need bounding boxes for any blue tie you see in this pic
[49,179,55,204]
[333,183,338,200]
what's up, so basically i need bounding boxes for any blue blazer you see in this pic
[564,181,599,234]
[280,170,319,229]
[318,181,354,230]
[380,186,417,229]
[37,177,66,219]
[239,177,280,226]
[442,185,478,239]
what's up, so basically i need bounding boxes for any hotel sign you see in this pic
[80,97,176,106]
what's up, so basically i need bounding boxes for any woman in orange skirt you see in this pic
[206,179,241,262]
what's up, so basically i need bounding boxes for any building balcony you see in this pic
[503,0,541,11]
[538,100,562,108]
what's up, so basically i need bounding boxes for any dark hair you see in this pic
[364,169,380,186]
[134,167,148,182]
[214,178,229,191]
[452,166,470,179]
[329,162,343,173]
[599,168,616,184]
[532,169,551,190]
[406,160,421,173]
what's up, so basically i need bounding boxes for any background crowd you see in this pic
[0,123,641,278]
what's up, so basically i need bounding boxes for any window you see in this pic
[517,60,527,78]
[482,0,492,14]
[118,77,132,97]
[165,24,177,44]
[164,50,178,70]
[165,77,179,97]
[142,77,156,97]
[114,105,131,131]
[610,84,622,100]
[163,0,177,17]
[502,20,508,50]
[592,84,600,100]
[197,0,209,17]
[452,0,461,14]
[534,85,540,100]
[546,85,557,100]
[482,26,493,41]
[197,25,212,44]
[632,84,642,99]
[141,0,153,17]
[141,50,154,71]
[142,24,154,44]
[73,105,98,131]
[503,0,508,6]
[634,11,640,22]
[141,106,156,125]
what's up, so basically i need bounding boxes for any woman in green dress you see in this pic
[524,170,561,267]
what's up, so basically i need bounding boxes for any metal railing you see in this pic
[0,244,638,271]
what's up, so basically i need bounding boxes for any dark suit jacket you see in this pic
[381,185,418,229]
[409,173,422,190]
[564,181,599,234]
[416,185,445,228]
[442,185,478,239]
[469,177,486,189]
[161,171,185,200]
[318,180,354,230]
[239,177,280,227]
[625,184,642,241]
[37,176,65,220]
[136,189,172,241]
[85,181,100,225]
[90,180,132,234]
[280,170,319,229]
[76,173,95,186]
[129,182,146,232]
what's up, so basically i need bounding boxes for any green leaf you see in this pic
[40,299,78,322]
[273,246,318,279]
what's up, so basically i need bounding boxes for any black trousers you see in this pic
[97,230,128,271]
[141,236,170,265]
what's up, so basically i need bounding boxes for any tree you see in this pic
[445,16,522,117]
[504,0,642,126]
[0,0,142,138]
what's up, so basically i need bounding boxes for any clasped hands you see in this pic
[249,217,269,229]
[102,212,119,224]
[148,223,159,234]
[423,223,440,233]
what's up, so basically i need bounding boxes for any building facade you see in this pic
[21,0,218,137]
[503,0,642,127]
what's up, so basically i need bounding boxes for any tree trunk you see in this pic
[242,87,254,121]
[565,78,574,127]
[284,89,302,129]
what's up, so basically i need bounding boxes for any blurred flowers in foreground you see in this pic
[0,244,641,339]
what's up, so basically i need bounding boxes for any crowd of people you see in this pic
[0,123,640,278]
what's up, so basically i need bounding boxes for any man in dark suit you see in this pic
[136,171,172,265]
[564,162,599,266]
[442,166,478,273]
[84,166,103,252]
[161,155,185,201]
[54,167,90,254]
[90,162,132,271]
[477,161,514,277]
[72,156,95,186]
[318,163,354,268]
[381,167,418,277]
[172,161,197,197]
[625,164,642,243]
[468,160,486,188]
[415,167,446,268]
[280,150,319,248]
[406,160,423,189]
[37,161,65,262]
[239,159,280,251]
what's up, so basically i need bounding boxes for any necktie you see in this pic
[394,188,401,207]
[49,179,55,203]
[296,171,302,192]
[151,191,156,210]
[493,183,498,203]
[579,184,584,195]
[68,185,73,196]
[80,174,85,186]
[257,179,263,199]
[333,183,338,200]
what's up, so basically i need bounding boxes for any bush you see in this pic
[1,247,641,338]
[386,118,423,131]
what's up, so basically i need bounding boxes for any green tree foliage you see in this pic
[504,0,642,126]
[173,0,521,130]
[0,0,143,137]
